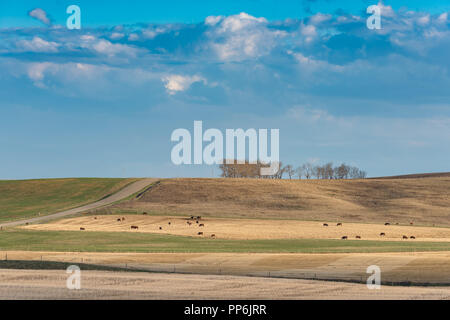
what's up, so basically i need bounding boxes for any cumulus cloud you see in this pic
[28,8,51,26]
[162,74,207,95]
[204,12,285,61]
[17,36,59,52]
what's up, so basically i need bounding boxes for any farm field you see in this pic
[1,176,450,296]
[1,250,449,285]
[2,229,450,253]
[0,269,449,300]
[21,214,450,241]
[0,178,137,223]
[102,177,450,227]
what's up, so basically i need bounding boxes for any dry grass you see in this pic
[22,214,450,241]
[104,177,450,227]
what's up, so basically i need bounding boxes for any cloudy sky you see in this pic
[1,0,450,179]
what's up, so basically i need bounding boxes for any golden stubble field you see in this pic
[0,269,449,300]
[1,250,450,286]
[22,214,450,241]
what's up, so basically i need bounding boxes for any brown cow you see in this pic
[187,221,192,225]
[143,212,148,215]
[122,217,125,221]
[410,222,414,225]
[197,216,201,220]
[402,235,408,239]
[355,235,361,239]
[211,234,216,238]
[199,224,204,227]
[197,232,203,236]
[337,223,342,226]
[168,222,171,225]
[384,222,390,226]
[131,225,139,230]
[117,218,122,222]
[380,232,386,236]
[80,227,85,231]
[323,223,328,227]
[196,220,199,224]
[94,217,97,220]
[410,236,416,239]
[159,226,162,230]
[341,236,348,240]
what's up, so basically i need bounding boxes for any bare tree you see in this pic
[285,165,295,180]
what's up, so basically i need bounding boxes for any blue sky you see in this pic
[1,1,450,179]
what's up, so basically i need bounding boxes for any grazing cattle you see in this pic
[190,216,194,220]
[410,222,414,225]
[211,234,216,238]
[117,218,121,222]
[25,222,29,225]
[355,235,361,239]
[197,216,201,220]
[187,221,192,225]
[410,236,416,239]
[380,232,386,236]
[402,235,408,239]
[196,220,199,224]
[384,222,390,226]
[143,212,148,215]
[337,223,342,226]
[80,227,85,231]
[168,222,171,225]
[341,236,348,240]
[199,224,204,227]
[197,232,203,236]
[323,223,328,227]
[159,226,162,230]
[94,217,97,220]
[131,225,139,230]
[395,223,399,225]
[122,217,125,221]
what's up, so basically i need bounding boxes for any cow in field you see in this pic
[323,223,328,227]
[402,235,408,239]
[168,222,171,225]
[380,232,386,236]
[197,216,201,220]
[159,226,162,230]
[211,234,216,238]
[198,232,203,236]
[187,221,192,225]
[199,224,205,227]
[410,236,416,239]
[143,212,148,215]
[122,217,125,221]
[355,235,361,239]
[117,218,122,222]
[131,225,139,230]
[341,236,348,240]
[337,223,342,226]
[384,222,390,226]
[80,227,85,231]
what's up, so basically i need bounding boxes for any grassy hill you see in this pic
[0,178,136,223]
[106,177,450,227]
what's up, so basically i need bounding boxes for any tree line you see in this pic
[219,160,367,179]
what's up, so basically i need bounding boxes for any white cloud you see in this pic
[17,36,59,52]
[162,74,207,95]
[206,12,285,61]
[28,8,51,25]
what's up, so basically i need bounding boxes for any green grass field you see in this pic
[1,229,449,253]
[0,178,135,223]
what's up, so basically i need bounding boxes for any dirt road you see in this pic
[0,178,158,228]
